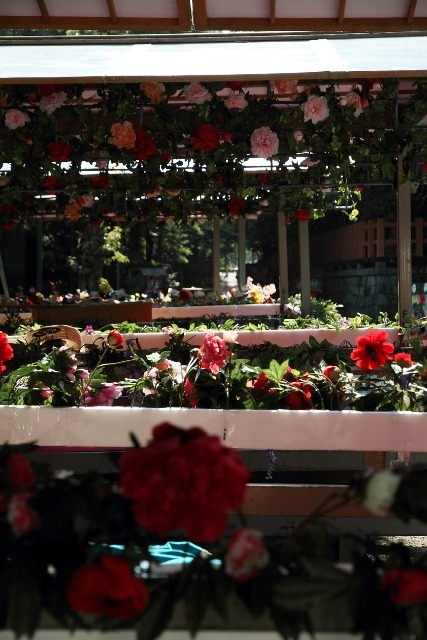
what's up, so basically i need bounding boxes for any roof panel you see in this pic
[45,0,110,19]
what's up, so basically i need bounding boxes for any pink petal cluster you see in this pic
[250,126,279,159]
[340,91,366,117]
[5,109,30,130]
[38,91,67,114]
[301,94,330,124]
[224,92,248,110]
[7,493,39,536]
[225,528,269,582]
[182,82,212,104]
[198,330,231,374]
[83,383,123,407]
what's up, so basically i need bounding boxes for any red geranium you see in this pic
[67,555,149,619]
[91,174,110,189]
[0,332,13,374]
[350,329,394,371]
[284,381,312,410]
[294,208,310,221]
[134,129,157,161]
[190,124,220,152]
[119,422,249,541]
[228,196,245,216]
[47,141,73,162]
[198,330,231,374]
[382,567,427,605]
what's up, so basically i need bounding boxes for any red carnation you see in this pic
[228,196,245,216]
[294,208,310,221]
[284,381,312,410]
[47,141,73,162]
[119,422,249,542]
[134,129,157,161]
[67,555,149,619]
[350,329,394,371]
[382,567,427,605]
[190,124,220,152]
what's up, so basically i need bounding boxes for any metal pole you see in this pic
[0,250,9,298]
[397,155,412,326]
[212,216,221,293]
[36,219,43,292]
[237,216,246,288]
[276,205,289,307]
[298,219,311,315]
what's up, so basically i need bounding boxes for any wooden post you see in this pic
[298,219,311,315]
[36,219,43,292]
[397,155,412,326]
[0,251,9,298]
[212,216,221,294]
[277,199,289,306]
[237,216,246,288]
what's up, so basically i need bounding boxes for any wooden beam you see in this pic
[192,0,208,31]
[105,0,117,24]
[36,0,50,23]
[176,0,192,29]
[270,0,276,26]
[397,155,412,326]
[0,17,189,31]
[338,0,346,25]
[237,216,246,289]
[407,0,418,24]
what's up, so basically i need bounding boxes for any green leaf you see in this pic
[4,560,42,638]
[136,582,178,640]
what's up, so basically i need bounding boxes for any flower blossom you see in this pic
[182,82,212,104]
[39,91,67,114]
[119,422,249,541]
[340,91,367,117]
[350,329,394,371]
[0,332,13,374]
[271,78,298,94]
[284,381,313,410]
[140,81,166,104]
[393,352,414,367]
[382,567,427,605]
[107,329,124,349]
[109,121,136,150]
[294,208,310,221]
[134,129,157,161]
[5,109,30,130]
[228,196,245,216]
[83,383,123,407]
[250,126,279,159]
[301,94,330,124]
[7,493,39,536]
[224,92,248,110]
[190,124,220,152]
[198,330,231,374]
[225,528,269,582]
[362,469,401,516]
[67,555,150,619]
[47,141,73,162]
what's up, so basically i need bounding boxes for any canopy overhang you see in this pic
[1,34,427,84]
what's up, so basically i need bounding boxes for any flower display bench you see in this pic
[29,301,153,326]
[2,406,426,533]
[151,304,280,320]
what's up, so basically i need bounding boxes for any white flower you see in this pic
[363,470,401,516]
[39,91,67,114]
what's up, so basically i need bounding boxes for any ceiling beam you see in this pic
[36,0,50,23]
[407,0,418,24]
[105,0,117,24]
[338,0,346,26]
[270,0,276,26]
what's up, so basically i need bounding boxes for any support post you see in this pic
[298,219,311,315]
[212,216,221,294]
[237,216,246,289]
[0,251,9,298]
[36,219,43,293]
[276,206,289,307]
[397,155,412,326]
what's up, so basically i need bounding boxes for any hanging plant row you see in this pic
[0,77,426,228]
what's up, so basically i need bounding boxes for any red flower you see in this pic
[134,129,157,161]
[7,493,39,536]
[382,567,427,605]
[256,173,268,185]
[350,330,394,371]
[91,174,110,189]
[226,81,245,91]
[42,176,58,190]
[67,555,149,619]
[423,162,427,174]
[3,222,16,231]
[294,208,310,221]
[47,141,73,162]
[0,332,13,374]
[253,371,270,391]
[220,131,232,142]
[190,124,220,152]
[161,151,172,164]
[0,453,35,513]
[183,377,199,407]
[198,330,231,374]
[107,329,124,349]
[228,197,245,216]
[179,289,193,301]
[285,381,312,410]
[394,352,414,367]
[323,365,341,383]
[119,422,249,542]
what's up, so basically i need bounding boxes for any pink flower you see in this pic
[5,109,30,130]
[39,91,67,114]
[224,93,248,110]
[225,528,269,582]
[293,130,304,142]
[40,386,53,399]
[250,126,279,159]
[198,330,231,374]
[182,82,212,104]
[7,493,38,536]
[340,91,365,117]
[301,95,330,124]
[83,383,123,407]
